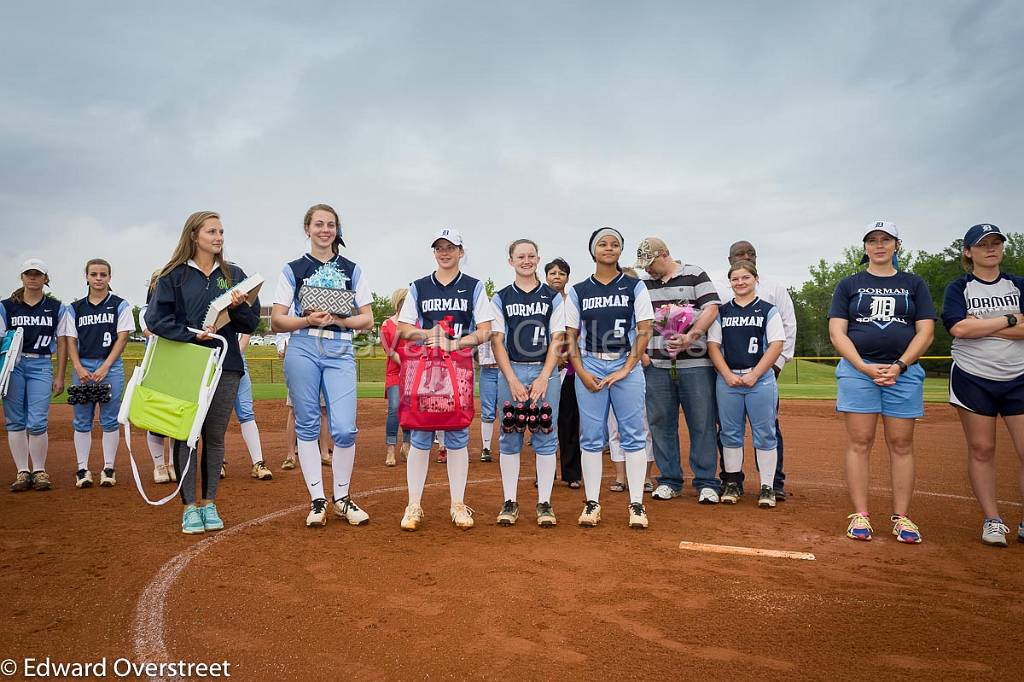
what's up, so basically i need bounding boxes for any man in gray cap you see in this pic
[635,237,722,503]
[715,240,796,500]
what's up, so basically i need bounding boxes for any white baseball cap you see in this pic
[431,227,464,248]
[863,221,899,241]
[20,258,49,275]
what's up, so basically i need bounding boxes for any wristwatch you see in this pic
[1006,314,1018,328]
[893,360,908,374]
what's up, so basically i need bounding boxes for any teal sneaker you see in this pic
[182,505,205,535]
[200,503,225,531]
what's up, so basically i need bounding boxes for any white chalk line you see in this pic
[678,541,816,561]
[131,476,508,680]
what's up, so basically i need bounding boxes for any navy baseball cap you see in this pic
[963,223,1005,248]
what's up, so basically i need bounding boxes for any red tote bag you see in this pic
[398,345,476,431]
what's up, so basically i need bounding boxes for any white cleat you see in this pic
[334,496,370,525]
[450,502,475,529]
[153,464,170,484]
[306,498,328,527]
[401,504,424,531]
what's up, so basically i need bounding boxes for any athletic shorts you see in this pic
[949,362,1024,417]
[835,358,925,419]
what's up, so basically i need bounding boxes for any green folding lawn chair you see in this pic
[0,328,24,398]
[118,329,227,505]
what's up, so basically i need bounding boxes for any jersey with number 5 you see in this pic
[62,293,134,359]
[707,297,785,371]
[565,274,654,354]
[1,297,66,355]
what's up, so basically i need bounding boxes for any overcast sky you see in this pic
[1,1,1021,308]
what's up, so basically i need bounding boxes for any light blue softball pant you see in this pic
[71,358,124,433]
[4,356,53,434]
[234,357,255,424]
[283,334,357,447]
[575,353,647,453]
[479,365,499,423]
[496,362,561,456]
[716,372,778,450]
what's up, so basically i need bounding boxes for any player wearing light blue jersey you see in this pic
[3,259,67,493]
[61,258,133,489]
[491,239,565,527]
[397,228,494,531]
[271,204,374,529]
[707,261,785,509]
[565,228,654,529]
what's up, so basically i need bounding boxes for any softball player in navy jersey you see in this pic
[943,224,1024,547]
[565,228,654,529]
[491,239,565,527]
[271,204,374,528]
[61,258,133,489]
[397,228,494,531]
[3,259,67,492]
[707,260,785,508]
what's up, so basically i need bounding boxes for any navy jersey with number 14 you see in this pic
[491,282,566,362]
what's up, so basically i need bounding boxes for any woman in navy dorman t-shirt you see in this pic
[828,221,935,545]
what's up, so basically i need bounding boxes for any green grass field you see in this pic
[47,346,950,404]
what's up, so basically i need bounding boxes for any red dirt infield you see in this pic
[1,399,1022,680]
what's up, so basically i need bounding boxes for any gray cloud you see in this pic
[1,1,1021,306]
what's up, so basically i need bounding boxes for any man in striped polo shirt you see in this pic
[635,237,723,503]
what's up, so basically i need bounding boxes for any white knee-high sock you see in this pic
[28,433,48,471]
[536,454,556,504]
[406,447,430,506]
[8,431,29,471]
[239,420,263,464]
[147,432,166,465]
[73,431,92,470]
[296,439,325,500]
[723,447,744,473]
[332,445,356,500]
[481,421,494,450]
[624,450,647,504]
[581,450,603,502]
[499,452,520,501]
[101,430,119,469]
[755,449,778,489]
[446,447,469,504]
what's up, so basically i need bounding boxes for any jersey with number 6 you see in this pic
[0,297,67,355]
[564,274,654,354]
[708,297,785,370]
[61,293,134,359]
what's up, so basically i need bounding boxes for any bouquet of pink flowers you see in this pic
[653,303,696,357]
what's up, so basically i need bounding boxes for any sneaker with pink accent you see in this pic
[891,515,922,544]
[846,512,873,541]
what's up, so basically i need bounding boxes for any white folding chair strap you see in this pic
[125,423,192,506]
